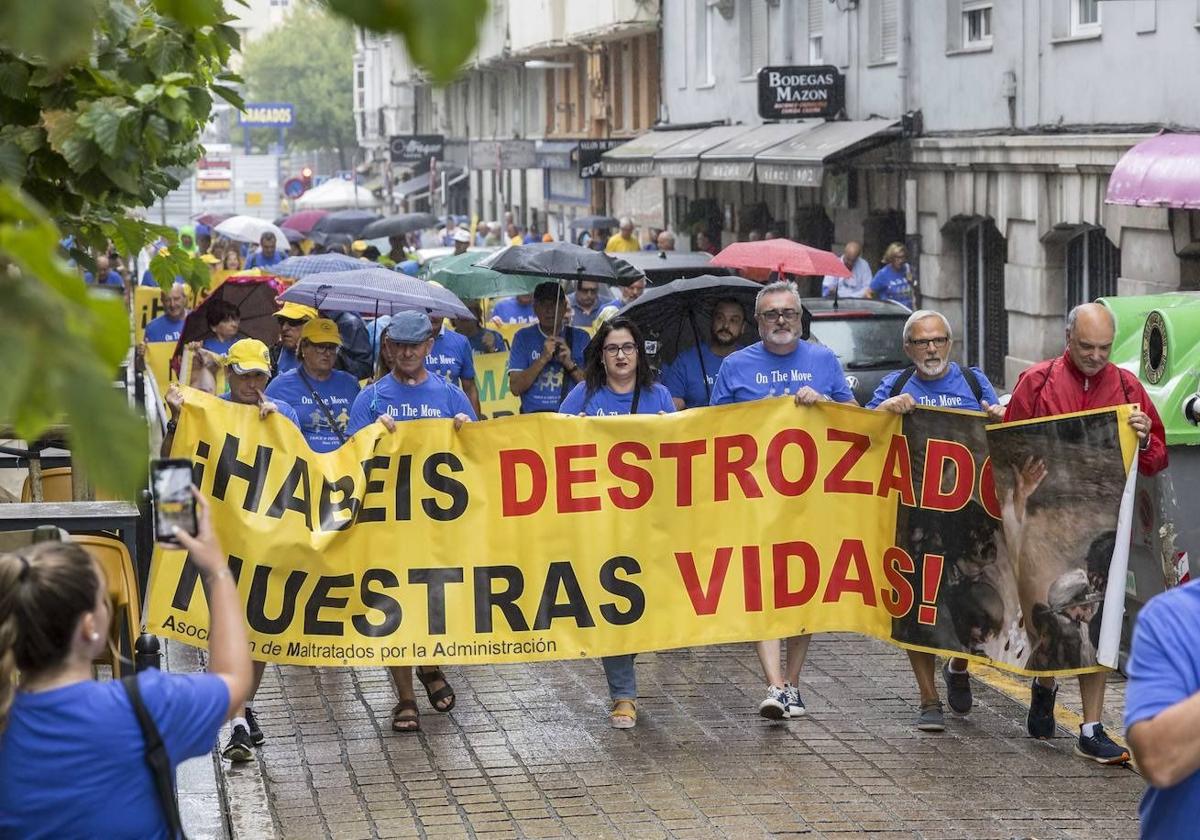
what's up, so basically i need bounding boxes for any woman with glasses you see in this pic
[559,317,674,728]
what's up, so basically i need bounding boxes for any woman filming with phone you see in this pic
[0,492,252,838]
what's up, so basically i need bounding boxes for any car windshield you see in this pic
[810,316,907,369]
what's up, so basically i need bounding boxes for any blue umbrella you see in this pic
[272,253,373,279]
[279,267,472,320]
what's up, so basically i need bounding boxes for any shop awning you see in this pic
[536,140,579,171]
[600,129,708,178]
[698,122,819,182]
[1105,132,1200,209]
[395,166,466,198]
[651,125,754,179]
[755,119,901,188]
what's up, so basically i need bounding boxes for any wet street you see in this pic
[199,634,1144,839]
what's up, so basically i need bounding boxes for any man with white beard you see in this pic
[869,309,1005,732]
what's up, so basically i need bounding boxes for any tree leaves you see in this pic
[0,0,102,69]
[326,0,486,84]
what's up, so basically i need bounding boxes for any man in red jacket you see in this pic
[1006,302,1166,764]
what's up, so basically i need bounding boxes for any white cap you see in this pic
[453,228,472,244]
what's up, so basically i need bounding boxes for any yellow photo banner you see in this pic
[146,391,1135,675]
[474,351,520,419]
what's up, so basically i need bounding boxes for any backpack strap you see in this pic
[962,365,986,407]
[121,675,187,840]
[888,366,917,399]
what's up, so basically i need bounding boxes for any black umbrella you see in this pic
[309,209,382,240]
[476,242,644,286]
[360,213,440,239]
[310,231,355,249]
[569,214,619,230]
[171,278,282,361]
[622,274,811,402]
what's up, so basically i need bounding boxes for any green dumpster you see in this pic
[1100,292,1200,667]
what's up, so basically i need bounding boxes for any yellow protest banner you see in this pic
[144,342,177,402]
[474,351,520,419]
[133,286,164,344]
[146,391,1135,676]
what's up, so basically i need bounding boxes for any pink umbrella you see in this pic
[711,239,850,280]
[278,209,329,235]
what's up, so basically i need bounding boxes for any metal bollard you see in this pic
[134,633,162,672]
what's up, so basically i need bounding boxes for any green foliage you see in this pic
[325,0,487,85]
[0,185,146,498]
[239,6,354,162]
[0,0,486,498]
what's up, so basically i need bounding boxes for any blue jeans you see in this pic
[602,654,636,700]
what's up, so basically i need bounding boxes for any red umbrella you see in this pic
[193,212,231,227]
[711,240,850,279]
[278,209,329,235]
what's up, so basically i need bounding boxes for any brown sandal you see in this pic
[391,699,420,732]
[416,667,456,713]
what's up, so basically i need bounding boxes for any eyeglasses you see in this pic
[603,342,638,357]
[757,309,800,322]
[278,318,306,327]
[307,343,339,353]
[907,336,949,349]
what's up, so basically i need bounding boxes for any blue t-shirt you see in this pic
[202,335,237,356]
[346,371,477,435]
[0,670,228,840]
[220,391,302,428]
[467,328,507,353]
[276,347,299,375]
[244,250,286,269]
[870,264,913,309]
[144,314,187,343]
[660,344,729,409]
[84,269,123,287]
[560,382,676,416]
[709,341,854,405]
[866,363,997,411]
[491,297,536,324]
[506,325,589,413]
[426,329,476,385]
[265,368,360,452]
[1125,579,1200,839]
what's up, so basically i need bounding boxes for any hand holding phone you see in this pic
[151,458,198,545]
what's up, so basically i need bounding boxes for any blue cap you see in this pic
[398,259,420,276]
[384,311,433,343]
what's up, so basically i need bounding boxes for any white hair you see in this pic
[755,280,801,313]
[1066,303,1114,334]
[902,309,953,343]
[619,216,634,228]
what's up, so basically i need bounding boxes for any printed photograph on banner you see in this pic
[988,408,1133,673]
[890,408,1016,665]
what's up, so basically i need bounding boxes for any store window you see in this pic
[1066,227,1120,311]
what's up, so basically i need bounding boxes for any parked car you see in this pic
[803,297,911,405]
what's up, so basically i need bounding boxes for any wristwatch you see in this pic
[166,418,178,433]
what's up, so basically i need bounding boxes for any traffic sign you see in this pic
[239,102,296,127]
[283,177,306,199]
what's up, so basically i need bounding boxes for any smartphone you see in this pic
[151,458,197,545]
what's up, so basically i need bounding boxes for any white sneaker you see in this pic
[758,685,788,720]
[783,683,806,718]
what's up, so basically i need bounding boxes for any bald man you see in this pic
[1006,301,1166,765]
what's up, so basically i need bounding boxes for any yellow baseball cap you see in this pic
[199,253,220,265]
[275,301,318,322]
[222,338,272,375]
[300,318,342,346]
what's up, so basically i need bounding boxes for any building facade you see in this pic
[622,0,1200,388]
[354,0,662,237]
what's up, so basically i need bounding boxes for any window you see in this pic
[808,0,824,61]
[1066,227,1120,312]
[962,219,1008,386]
[1071,0,1100,35]
[963,3,992,46]
[696,0,716,86]
[871,0,899,63]
[740,0,770,78]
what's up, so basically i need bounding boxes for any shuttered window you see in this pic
[879,0,898,60]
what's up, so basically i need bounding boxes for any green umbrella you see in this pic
[423,252,545,300]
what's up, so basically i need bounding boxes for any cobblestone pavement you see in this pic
[219,634,1144,839]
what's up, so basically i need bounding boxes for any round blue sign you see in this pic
[283,177,305,199]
